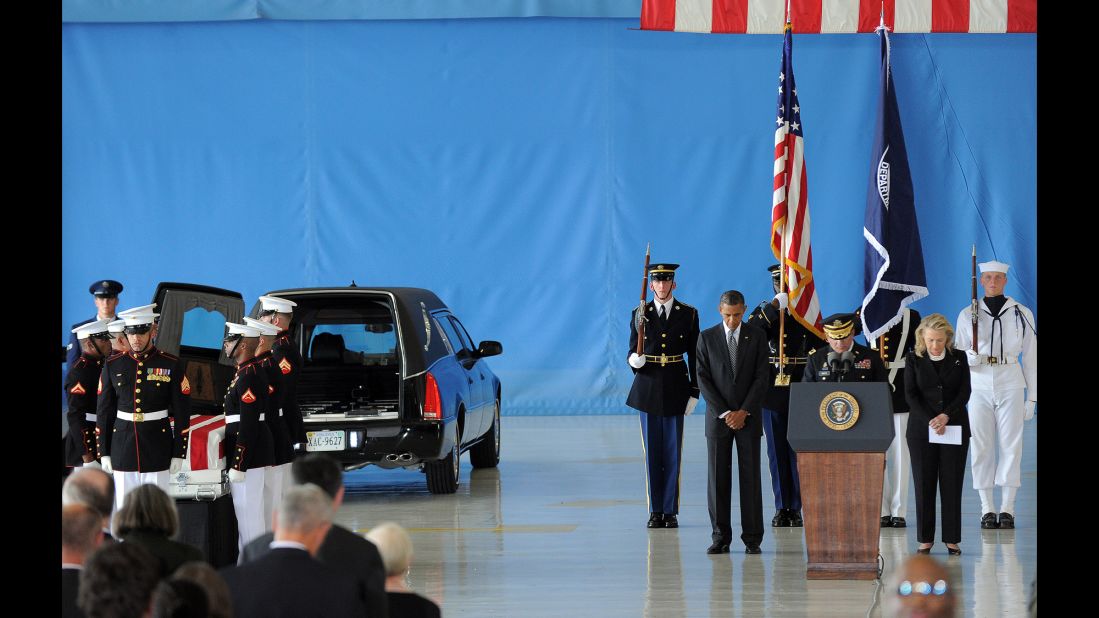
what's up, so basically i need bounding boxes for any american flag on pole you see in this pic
[860,24,928,340]
[771,22,824,340]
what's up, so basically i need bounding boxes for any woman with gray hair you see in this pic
[365,522,441,618]
[903,313,972,556]
[114,483,205,576]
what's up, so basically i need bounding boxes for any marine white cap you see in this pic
[72,319,112,340]
[122,312,159,327]
[243,316,281,336]
[978,260,1010,274]
[258,295,297,314]
[117,303,158,317]
[107,319,127,335]
[224,322,262,338]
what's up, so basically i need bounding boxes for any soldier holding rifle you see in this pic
[954,254,1036,531]
[626,248,700,530]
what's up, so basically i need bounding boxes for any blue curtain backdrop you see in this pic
[62,18,1036,415]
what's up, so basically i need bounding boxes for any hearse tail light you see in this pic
[423,372,442,420]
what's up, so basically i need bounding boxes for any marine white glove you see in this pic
[628,353,646,369]
[100,456,113,474]
[1024,401,1036,421]
[169,457,185,475]
[229,468,246,483]
[684,397,699,416]
[773,292,789,310]
[83,460,102,470]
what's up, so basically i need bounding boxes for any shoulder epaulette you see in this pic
[107,351,126,361]
[675,301,696,311]
[157,350,180,361]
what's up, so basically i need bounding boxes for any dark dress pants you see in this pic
[908,435,969,544]
[707,428,764,546]
[762,406,802,511]
[639,412,684,515]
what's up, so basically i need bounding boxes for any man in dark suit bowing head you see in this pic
[695,290,770,555]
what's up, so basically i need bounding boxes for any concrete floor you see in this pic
[337,415,1037,617]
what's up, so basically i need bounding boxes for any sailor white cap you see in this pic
[117,303,158,317]
[258,295,297,314]
[224,321,262,338]
[243,316,282,336]
[122,312,159,327]
[978,260,1010,274]
[72,319,112,340]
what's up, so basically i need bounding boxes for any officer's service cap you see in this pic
[224,322,262,340]
[118,303,158,317]
[89,280,123,298]
[648,263,679,281]
[767,264,782,279]
[258,295,297,315]
[978,260,1010,274]
[107,319,127,336]
[822,313,860,340]
[243,316,281,336]
[72,319,112,340]
[122,312,158,329]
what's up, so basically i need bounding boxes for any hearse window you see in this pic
[434,315,469,355]
[309,323,397,366]
[447,316,477,351]
[180,307,228,352]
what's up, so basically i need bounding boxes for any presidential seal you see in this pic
[819,391,860,431]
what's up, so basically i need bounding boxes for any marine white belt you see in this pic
[85,413,97,422]
[117,410,168,422]
[885,359,906,369]
[225,413,265,424]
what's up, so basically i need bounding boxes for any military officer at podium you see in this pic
[627,263,700,529]
[804,313,888,384]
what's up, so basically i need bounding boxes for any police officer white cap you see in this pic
[224,322,262,338]
[258,295,297,314]
[72,319,112,340]
[978,260,1010,274]
[242,316,281,336]
[117,303,158,317]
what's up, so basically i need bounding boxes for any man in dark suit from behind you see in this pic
[221,483,368,618]
[62,467,116,544]
[240,453,387,617]
[695,290,770,555]
[62,504,104,618]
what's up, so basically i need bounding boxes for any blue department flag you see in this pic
[860,26,928,341]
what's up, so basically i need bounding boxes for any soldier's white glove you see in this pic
[773,292,789,310]
[169,457,185,475]
[1024,401,1036,421]
[100,456,113,474]
[628,353,647,369]
[684,397,699,416]
[228,469,246,483]
[83,460,102,470]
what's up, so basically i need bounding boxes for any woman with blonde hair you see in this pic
[365,522,441,618]
[903,313,972,556]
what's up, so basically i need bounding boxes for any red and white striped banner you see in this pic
[186,414,226,471]
[640,0,1036,33]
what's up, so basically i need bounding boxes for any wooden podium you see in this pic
[789,382,894,580]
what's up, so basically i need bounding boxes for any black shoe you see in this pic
[916,545,932,555]
[947,545,962,556]
[998,512,1015,529]
[647,513,664,529]
[663,514,678,528]
[787,510,803,527]
[706,541,730,554]
[891,517,907,528]
[980,512,999,529]
[881,515,893,527]
[745,544,762,554]
[772,510,791,527]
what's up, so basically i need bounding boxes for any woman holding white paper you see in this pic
[903,313,972,556]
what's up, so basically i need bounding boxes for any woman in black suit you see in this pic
[903,313,971,556]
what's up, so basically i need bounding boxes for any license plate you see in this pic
[306,430,345,452]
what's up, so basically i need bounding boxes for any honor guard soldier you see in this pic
[67,280,123,375]
[954,260,1036,530]
[96,311,191,511]
[66,320,113,469]
[257,295,305,458]
[804,313,888,384]
[626,263,700,529]
[745,265,826,528]
[244,316,295,529]
[223,321,276,551]
[107,319,131,354]
[863,306,921,529]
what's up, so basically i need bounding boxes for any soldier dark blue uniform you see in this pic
[65,320,113,468]
[96,311,190,510]
[803,313,889,384]
[259,295,306,446]
[245,315,296,529]
[626,263,700,529]
[745,265,826,527]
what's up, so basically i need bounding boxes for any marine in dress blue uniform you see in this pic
[96,311,190,511]
[245,316,295,530]
[259,295,307,446]
[626,263,700,529]
[65,320,113,468]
